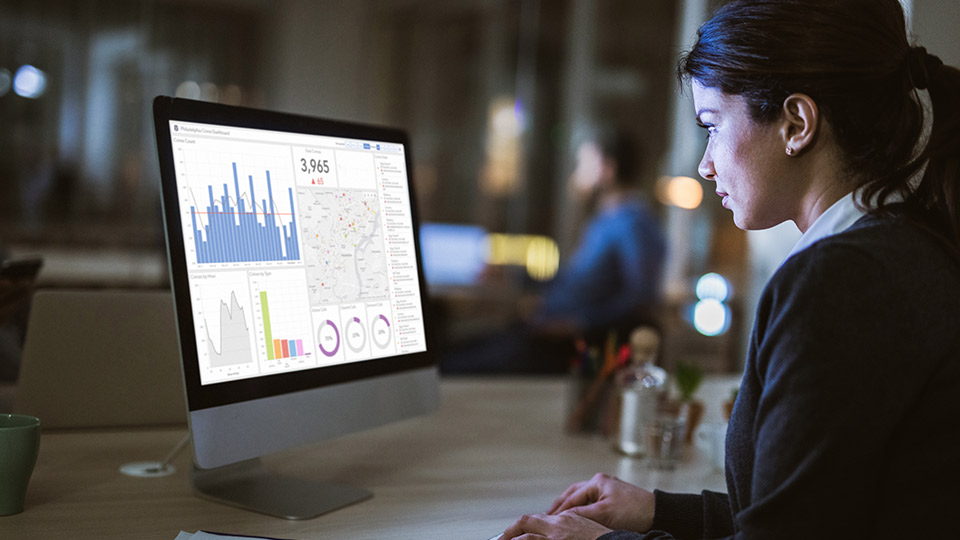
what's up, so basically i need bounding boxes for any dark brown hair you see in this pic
[591,127,642,186]
[678,0,960,252]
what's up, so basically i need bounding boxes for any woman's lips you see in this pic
[716,190,729,208]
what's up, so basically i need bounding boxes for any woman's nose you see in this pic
[698,152,715,182]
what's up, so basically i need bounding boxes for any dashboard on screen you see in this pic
[166,120,427,387]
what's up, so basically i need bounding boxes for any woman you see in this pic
[501,0,960,538]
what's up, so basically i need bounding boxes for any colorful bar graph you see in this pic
[260,291,274,361]
[191,163,300,264]
[259,290,308,360]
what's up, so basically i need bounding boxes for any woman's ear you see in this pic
[781,93,819,156]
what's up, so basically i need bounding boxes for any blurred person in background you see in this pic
[500,0,960,538]
[526,127,666,341]
[442,128,666,373]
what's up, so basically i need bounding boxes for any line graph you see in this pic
[190,271,261,384]
[207,290,255,368]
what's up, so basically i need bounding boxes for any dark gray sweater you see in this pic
[600,211,960,539]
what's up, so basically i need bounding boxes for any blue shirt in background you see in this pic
[535,198,666,333]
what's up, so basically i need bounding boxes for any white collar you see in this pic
[787,191,865,259]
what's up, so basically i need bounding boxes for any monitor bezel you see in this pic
[153,96,435,412]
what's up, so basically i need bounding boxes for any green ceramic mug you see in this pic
[0,414,40,516]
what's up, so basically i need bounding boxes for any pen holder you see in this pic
[565,371,617,435]
[564,334,632,436]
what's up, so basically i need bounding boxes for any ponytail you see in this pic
[905,55,960,253]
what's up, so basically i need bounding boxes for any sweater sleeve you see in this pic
[650,490,734,538]
[597,531,674,540]
[595,490,734,540]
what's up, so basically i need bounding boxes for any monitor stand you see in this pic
[190,458,372,520]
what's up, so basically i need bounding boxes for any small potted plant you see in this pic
[674,362,704,444]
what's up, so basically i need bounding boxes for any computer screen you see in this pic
[153,96,439,519]
[419,222,488,288]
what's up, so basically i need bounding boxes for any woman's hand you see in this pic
[547,473,656,533]
[500,510,613,540]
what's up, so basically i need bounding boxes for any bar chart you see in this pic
[260,290,308,361]
[190,162,300,264]
[249,268,315,373]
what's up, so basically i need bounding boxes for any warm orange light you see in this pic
[656,175,703,209]
[480,97,523,196]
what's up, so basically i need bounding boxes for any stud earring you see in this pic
[786,147,795,156]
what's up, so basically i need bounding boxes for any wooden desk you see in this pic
[1,377,735,540]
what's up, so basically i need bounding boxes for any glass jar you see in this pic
[613,360,667,457]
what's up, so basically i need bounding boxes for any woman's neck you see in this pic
[792,136,858,232]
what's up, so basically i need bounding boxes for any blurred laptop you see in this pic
[15,289,186,429]
[419,222,488,288]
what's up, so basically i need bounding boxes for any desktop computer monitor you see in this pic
[152,96,440,519]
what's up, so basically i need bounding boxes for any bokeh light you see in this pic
[693,298,730,336]
[656,175,703,209]
[13,65,47,99]
[695,272,730,302]
[175,80,201,99]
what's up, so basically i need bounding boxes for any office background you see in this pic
[1,0,958,375]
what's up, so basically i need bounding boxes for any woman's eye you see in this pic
[698,122,716,140]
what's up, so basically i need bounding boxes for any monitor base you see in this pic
[191,458,372,520]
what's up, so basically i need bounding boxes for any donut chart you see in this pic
[316,319,340,357]
[371,314,392,349]
[346,316,367,352]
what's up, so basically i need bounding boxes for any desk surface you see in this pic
[2,377,735,540]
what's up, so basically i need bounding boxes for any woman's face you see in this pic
[692,81,798,230]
